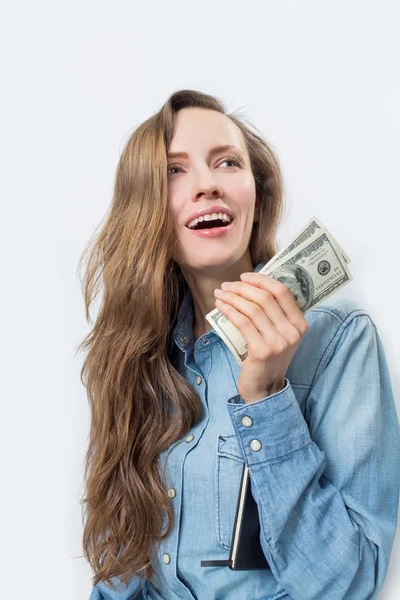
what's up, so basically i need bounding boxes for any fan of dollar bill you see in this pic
[205,216,352,365]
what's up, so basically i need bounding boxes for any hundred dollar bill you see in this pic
[265,216,350,270]
[206,229,352,364]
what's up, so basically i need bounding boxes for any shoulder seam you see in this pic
[311,311,376,387]
[310,304,370,323]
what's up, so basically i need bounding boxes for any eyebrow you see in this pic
[167,144,245,160]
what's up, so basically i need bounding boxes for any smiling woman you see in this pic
[166,107,261,288]
[78,89,400,600]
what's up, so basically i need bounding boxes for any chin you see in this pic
[179,253,242,272]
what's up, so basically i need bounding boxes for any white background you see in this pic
[1,1,399,598]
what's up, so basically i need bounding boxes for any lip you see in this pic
[184,205,234,227]
[187,219,234,238]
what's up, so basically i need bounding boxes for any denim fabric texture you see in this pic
[89,261,400,600]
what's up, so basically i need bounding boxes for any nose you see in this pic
[195,183,224,201]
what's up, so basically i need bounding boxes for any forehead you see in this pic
[168,108,247,155]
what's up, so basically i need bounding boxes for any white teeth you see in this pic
[187,212,232,229]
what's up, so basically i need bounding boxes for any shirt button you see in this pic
[186,434,194,442]
[202,338,210,346]
[196,375,202,385]
[162,553,171,564]
[241,415,253,427]
[180,335,188,343]
[250,439,262,451]
[167,488,176,498]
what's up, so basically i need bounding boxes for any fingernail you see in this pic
[240,273,251,280]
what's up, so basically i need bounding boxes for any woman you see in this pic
[79,89,400,600]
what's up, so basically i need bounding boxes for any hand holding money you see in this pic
[207,216,352,366]
[214,272,309,403]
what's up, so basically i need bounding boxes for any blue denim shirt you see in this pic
[89,261,400,600]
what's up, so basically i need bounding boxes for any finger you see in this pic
[215,290,288,351]
[218,282,303,345]
[239,273,308,335]
[215,298,280,359]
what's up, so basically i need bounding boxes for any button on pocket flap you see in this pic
[217,433,243,461]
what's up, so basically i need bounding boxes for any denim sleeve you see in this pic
[89,574,146,599]
[226,314,400,600]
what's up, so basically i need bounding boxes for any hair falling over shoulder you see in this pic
[77,89,285,591]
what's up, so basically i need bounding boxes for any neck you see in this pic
[180,253,255,340]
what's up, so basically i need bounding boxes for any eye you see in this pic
[167,165,181,176]
[219,155,243,168]
[167,155,243,176]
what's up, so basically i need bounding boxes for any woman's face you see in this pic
[167,107,258,273]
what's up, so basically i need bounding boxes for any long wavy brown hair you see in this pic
[78,88,285,592]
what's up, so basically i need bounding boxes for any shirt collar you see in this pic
[172,260,267,352]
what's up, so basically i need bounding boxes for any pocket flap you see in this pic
[217,433,243,461]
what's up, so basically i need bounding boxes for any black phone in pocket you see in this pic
[201,462,270,570]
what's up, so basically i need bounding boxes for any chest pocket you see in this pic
[215,433,244,550]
